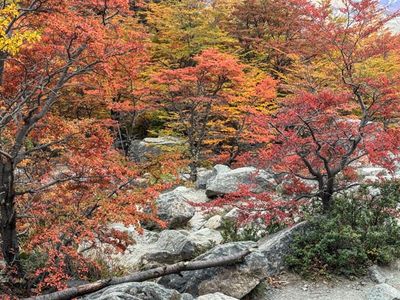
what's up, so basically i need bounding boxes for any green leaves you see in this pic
[286,181,400,277]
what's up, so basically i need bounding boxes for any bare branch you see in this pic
[24,247,255,300]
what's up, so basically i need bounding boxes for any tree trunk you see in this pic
[189,161,198,182]
[24,247,254,300]
[321,192,332,214]
[189,147,200,182]
[321,177,335,214]
[0,159,22,275]
[0,51,6,85]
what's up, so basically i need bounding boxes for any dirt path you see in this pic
[255,262,400,300]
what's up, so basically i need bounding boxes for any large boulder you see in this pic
[205,165,274,197]
[114,228,222,271]
[367,283,400,300]
[171,186,210,204]
[141,229,222,268]
[156,187,202,229]
[159,222,307,298]
[80,282,193,300]
[140,230,197,268]
[196,168,215,189]
[159,241,257,298]
[129,136,185,162]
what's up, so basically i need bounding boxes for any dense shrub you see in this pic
[220,218,286,242]
[286,181,400,277]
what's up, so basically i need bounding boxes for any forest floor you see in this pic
[258,262,400,300]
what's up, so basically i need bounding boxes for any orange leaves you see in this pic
[254,77,277,101]
[152,49,245,104]
[230,0,316,72]
[194,49,245,85]
[0,1,159,293]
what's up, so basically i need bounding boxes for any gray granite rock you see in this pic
[159,222,307,299]
[129,136,185,162]
[369,265,388,284]
[196,169,214,189]
[196,292,238,300]
[367,283,400,300]
[205,165,274,197]
[156,187,197,229]
[80,282,190,300]
[205,215,223,230]
[114,228,222,271]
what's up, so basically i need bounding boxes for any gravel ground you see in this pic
[249,262,400,300]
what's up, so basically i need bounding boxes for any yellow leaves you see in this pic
[0,1,40,56]
[18,158,32,168]
[281,55,339,93]
[356,52,400,80]
[146,0,236,68]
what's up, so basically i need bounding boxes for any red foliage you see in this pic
[202,185,301,227]
[230,0,316,72]
[153,49,245,103]
[151,49,246,180]
[208,0,400,220]
[0,0,166,294]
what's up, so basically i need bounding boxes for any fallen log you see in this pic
[24,247,255,300]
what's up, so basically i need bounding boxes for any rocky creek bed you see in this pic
[76,162,400,300]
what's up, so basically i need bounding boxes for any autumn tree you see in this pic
[0,0,167,293]
[252,0,400,213]
[228,0,315,75]
[207,71,277,166]
[151,49,247,181]
[145,0,236,68]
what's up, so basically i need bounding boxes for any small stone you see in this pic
[196,292,238,300]
[205,215,223,230]
[369,265,387,284]
[189,212,206,231]
[224,208,240,221]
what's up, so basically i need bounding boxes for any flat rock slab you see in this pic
[205,165,274,197]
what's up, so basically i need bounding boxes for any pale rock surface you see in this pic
[129,136,185,162]
[196,292,238,300]
[80,282,193,300]
[159,222,307,299]
[205,165,274,197]
[189,212,207,231]
[205,215,223,230]
[367,283,400,300]
[111,228,222,271]
[156,187,198,229]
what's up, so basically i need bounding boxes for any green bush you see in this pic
[286,181,400,277]
[220,218,286,243]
